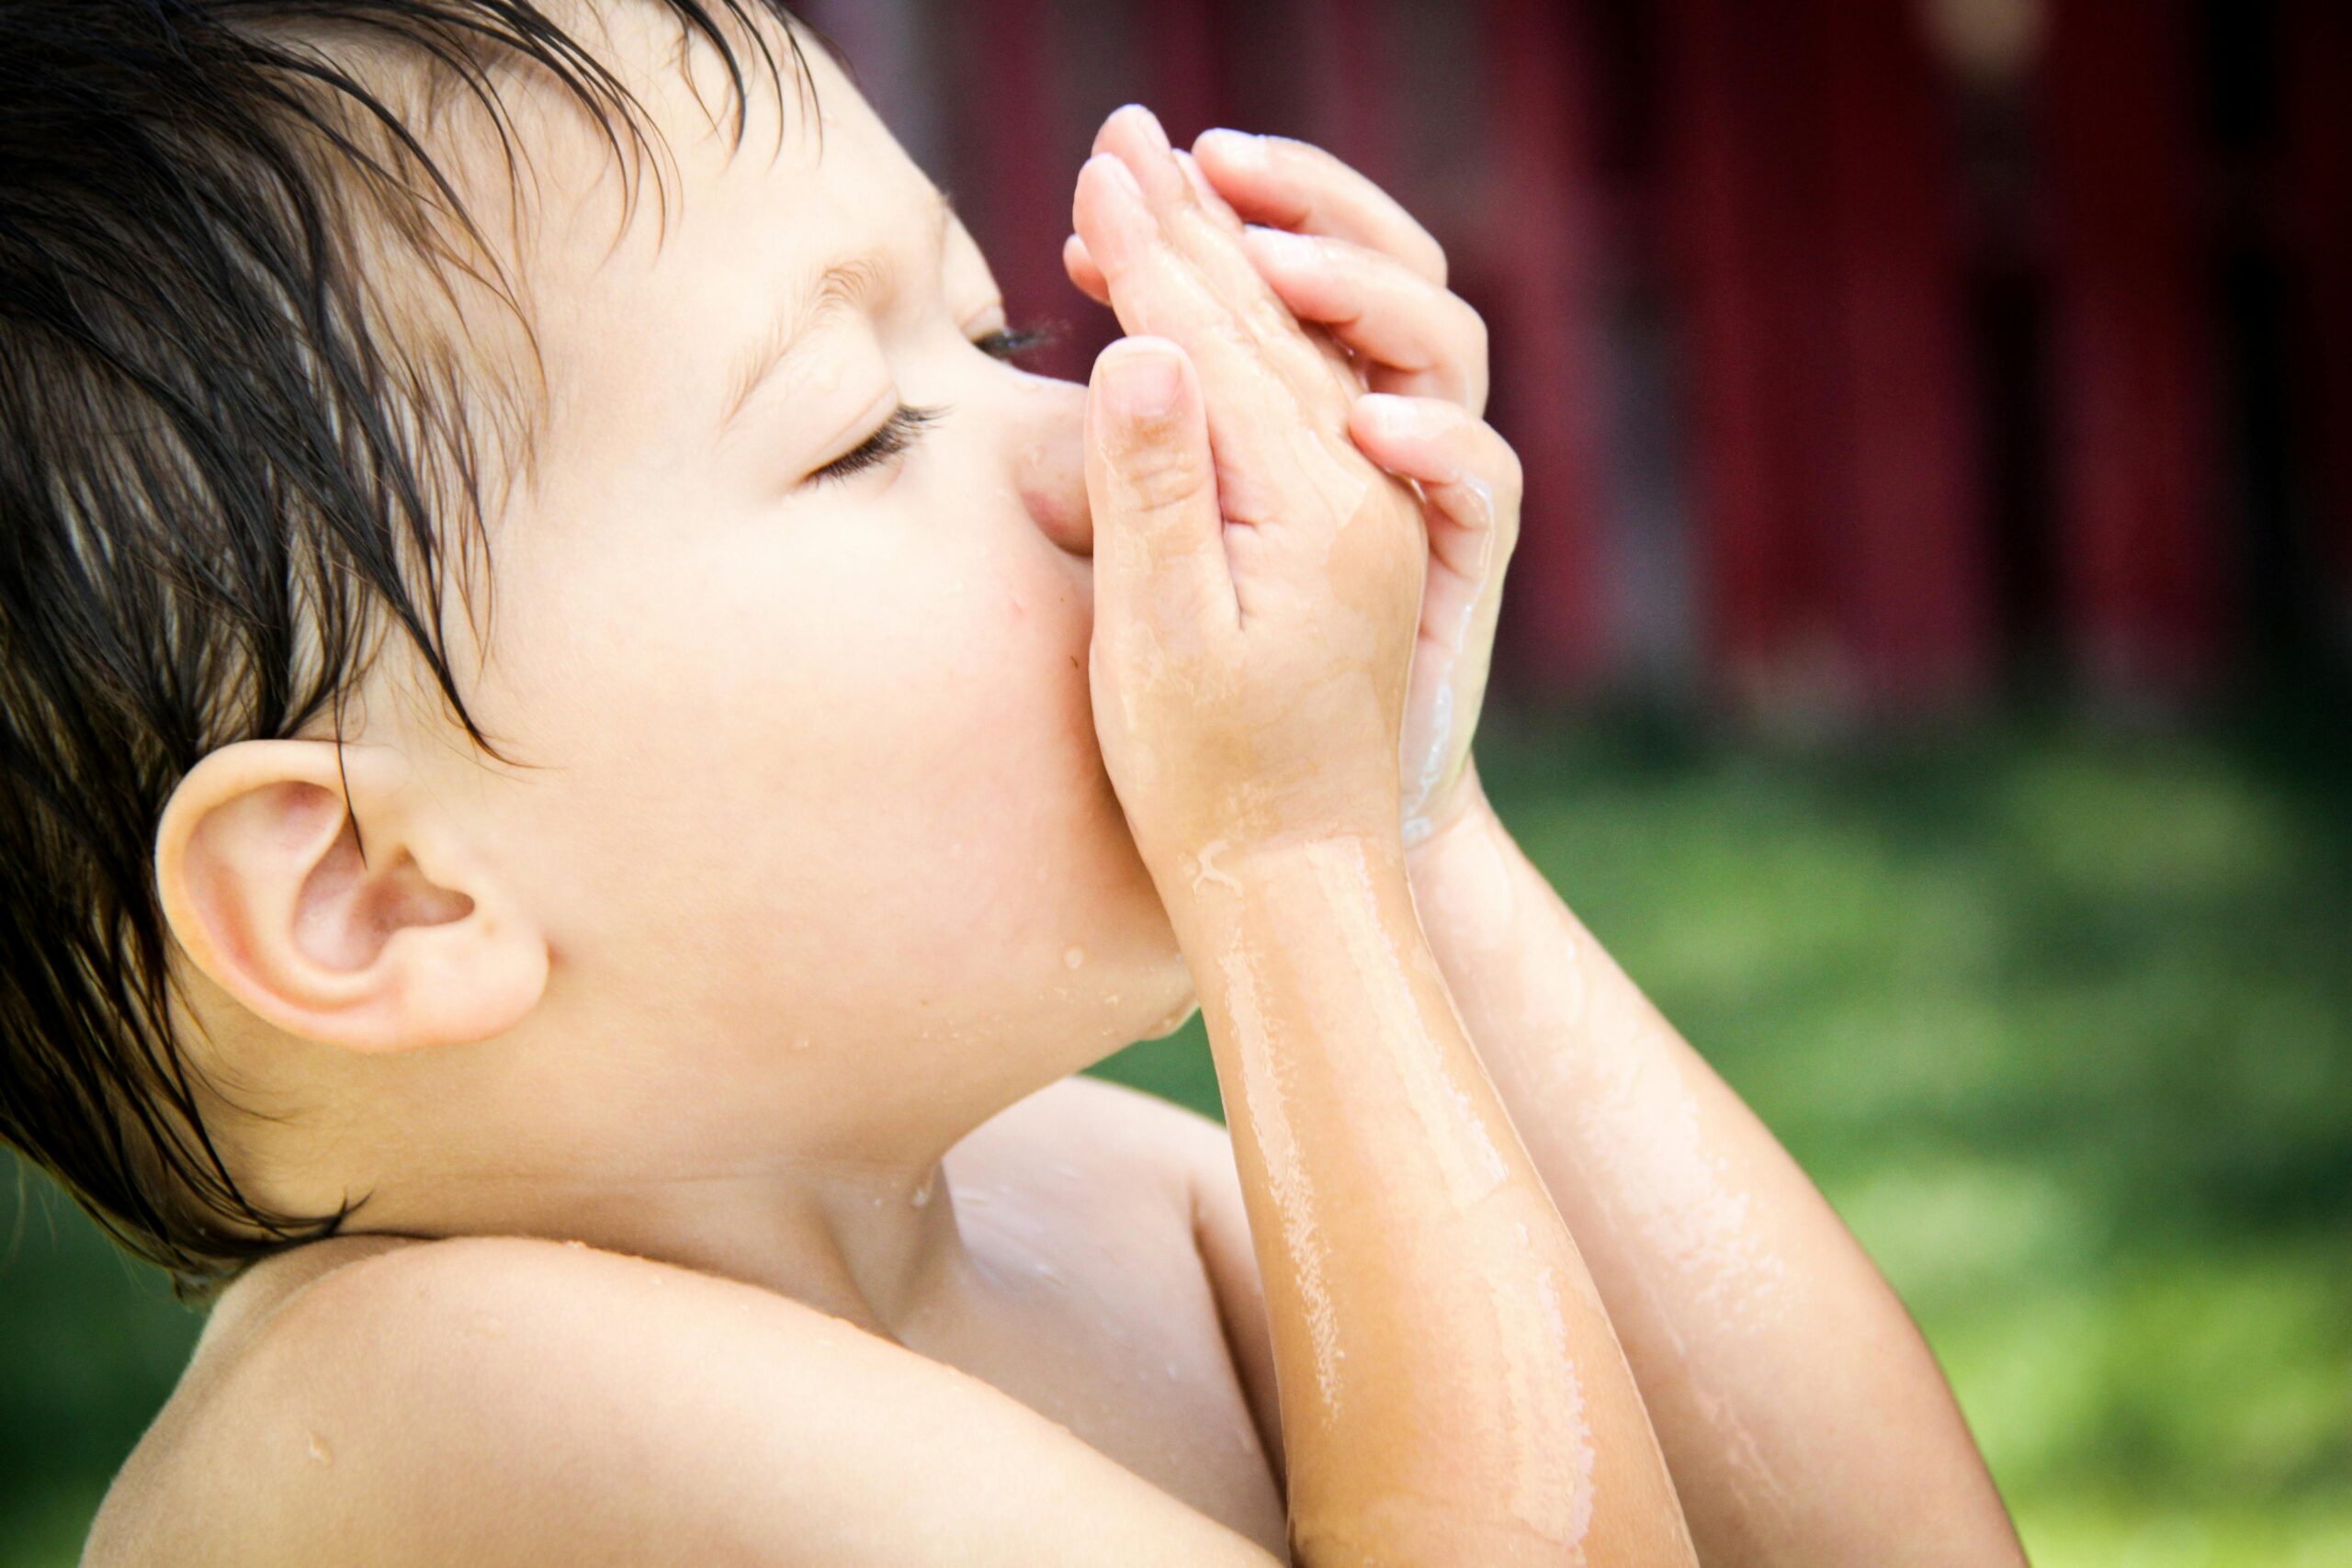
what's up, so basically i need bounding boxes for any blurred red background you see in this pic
[797,0,2352,723]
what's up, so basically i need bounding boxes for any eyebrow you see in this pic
[716,191,959,434]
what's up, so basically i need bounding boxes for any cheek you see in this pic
[781,548,1164,999]
[888,557,1122,892]
[771,537,1096,806]
[491,526,1150,990]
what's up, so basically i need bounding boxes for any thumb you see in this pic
[1085,337,1238,643]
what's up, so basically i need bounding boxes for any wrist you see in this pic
[1403,758,1502,880]
[1161,824,1415,946]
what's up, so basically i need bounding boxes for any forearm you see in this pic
[1403,774,2024,1567]
[1173,829,1692,1568]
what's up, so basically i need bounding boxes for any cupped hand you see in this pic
[1069,127,1519,849]
[1073,107,1428,901]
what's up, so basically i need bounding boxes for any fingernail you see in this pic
[1086,151,1144,205]
[1356,395,1465,481]
[1102,342,1183,420]
[1243,225,1317,265]
[1133,105,1172,156]
[1355,392,1427,435]
[1198,128,1266,170]
[1109,156,1144,203]
[1174,149,1224,203]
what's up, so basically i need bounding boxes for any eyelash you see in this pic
[974,323,1056,360]
[806,323,1052,485]
[809,404,944,486]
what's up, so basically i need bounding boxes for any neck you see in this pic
[289,1120,978,1336]
[229,1029,1011,1335]
[222,999,1134,1332]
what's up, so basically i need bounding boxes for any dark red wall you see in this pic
[806,0,2352,717]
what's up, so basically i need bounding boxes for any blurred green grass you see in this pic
[7,713,2349,1565]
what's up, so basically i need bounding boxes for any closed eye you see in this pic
[801,321,1049,486]
[972,323,1057,361]
[808,404,944,487]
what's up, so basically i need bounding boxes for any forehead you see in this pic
[408,6,935,462]
[492,5,921,270]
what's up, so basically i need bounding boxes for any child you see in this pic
[1,4,2025,1562]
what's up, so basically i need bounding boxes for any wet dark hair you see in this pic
[1,1,827,1298]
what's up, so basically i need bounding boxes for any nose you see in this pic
[1005,371,1091,558]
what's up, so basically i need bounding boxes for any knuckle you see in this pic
[1491,439,1526,512]
[1419,235,1450,289]
[1204,310,1260,360]
[1147,559,1224,627]
[1457,300,1488,360]
[1458,424,1523,511]
[1240,289,1292,340]
[1117,444,1213,514]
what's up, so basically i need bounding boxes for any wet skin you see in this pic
[1078,107,2025,1568]
[104,6,2021,1565]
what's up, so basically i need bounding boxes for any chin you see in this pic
[1144,996,1202,1040]
[1122,953,1202,1044]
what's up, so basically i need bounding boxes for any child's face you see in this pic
[377,11,1195,1137]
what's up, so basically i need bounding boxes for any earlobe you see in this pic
[155,739,548,1055]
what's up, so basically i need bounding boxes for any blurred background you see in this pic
[6,0,2347,1563]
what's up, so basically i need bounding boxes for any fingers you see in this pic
[1071,154,1296,526]
[1348,395,1521,631]
[1086,107,1347,412]
[1193,129,1448,287]
[1086,338,1238,643]
[1177,149,1249,235]
[1239,229,1489,413]
[1065,150,1243,306]
[1068,124,1478,413]
[1351,394,1517,841]
[1072,112,1365,527]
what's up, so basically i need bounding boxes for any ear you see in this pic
[153,739,548,1055]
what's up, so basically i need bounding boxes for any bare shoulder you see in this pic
[967,1076,1283,1484]
[958,1073,1236,1190]
[958,1075,1253,1259]
[85,1235,737,1567]
[85,1230,1276,1568]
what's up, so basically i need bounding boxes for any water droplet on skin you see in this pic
[910,1179,933,1209]
[1063,945,1086,969]
[561,1238,587,1251]
[306,1431,334,1466]
[1163,1360,1182,1382]
[1032,1260,1062,1283]
[1190,838,1244,896]
[792,1034,812,1051]
[1148,998,1199,1038]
